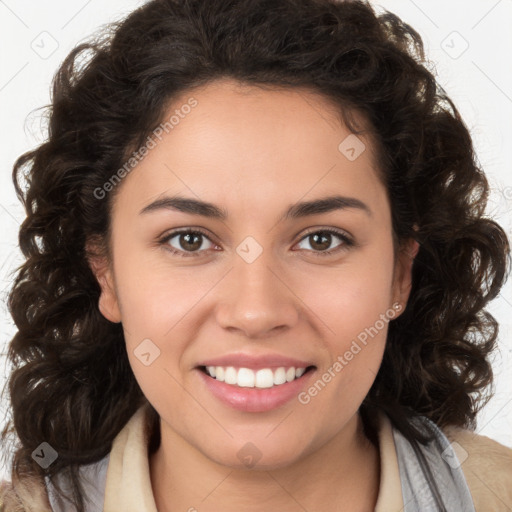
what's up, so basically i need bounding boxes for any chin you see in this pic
[203,439,306,471]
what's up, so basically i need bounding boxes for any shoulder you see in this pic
[1,454,109,512]
[1,479,22,512]
[442,425,512,511]
[0,477,53,512]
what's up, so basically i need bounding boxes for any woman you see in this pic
[1,0,511,510]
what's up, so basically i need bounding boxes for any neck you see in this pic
[149,411,380,512]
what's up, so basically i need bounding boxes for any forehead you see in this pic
[112,78,386,218]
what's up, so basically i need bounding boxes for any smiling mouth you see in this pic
[198,365,316,389]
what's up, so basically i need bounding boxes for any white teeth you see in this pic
[295,367,306,378]
[273,367,286,385]
[204,365,309,388]
[237,368,255,387]
[255,369,274,388]
[224,366,237,385]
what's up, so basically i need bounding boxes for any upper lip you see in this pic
[196,353,315,370]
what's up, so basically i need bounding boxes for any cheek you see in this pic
[112,242,208,336]
[112,248,224,399]
[300,241,396,341]
[294,240,395,406]
[119,262,198,412]
[294,253,395,431]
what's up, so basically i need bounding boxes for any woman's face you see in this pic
[89,78,417,469]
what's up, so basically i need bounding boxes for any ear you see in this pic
[391,237,419,314]
[85,238,122,324]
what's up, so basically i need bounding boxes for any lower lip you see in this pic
[196,367,316,413]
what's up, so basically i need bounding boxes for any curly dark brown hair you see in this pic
[1,0,510,510]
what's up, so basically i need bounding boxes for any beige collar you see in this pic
[104,404,404,511]
[374,410,404,511]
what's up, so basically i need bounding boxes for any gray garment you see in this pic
[45,454,109,512]
[392,415,475,511]
[45,415,475,511]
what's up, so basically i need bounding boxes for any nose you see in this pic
[215,250,300,339]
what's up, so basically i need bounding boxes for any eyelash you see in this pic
[157,227,355,258]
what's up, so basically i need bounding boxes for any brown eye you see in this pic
[160,229,215,257]
[177,232,203,251]
[308,232,334,251]
[295,229,354,256]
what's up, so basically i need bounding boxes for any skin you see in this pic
[88,78,419,512]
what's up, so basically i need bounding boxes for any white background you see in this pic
[0,0,511,480]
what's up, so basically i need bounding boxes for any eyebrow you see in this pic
[139,194,372,220]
